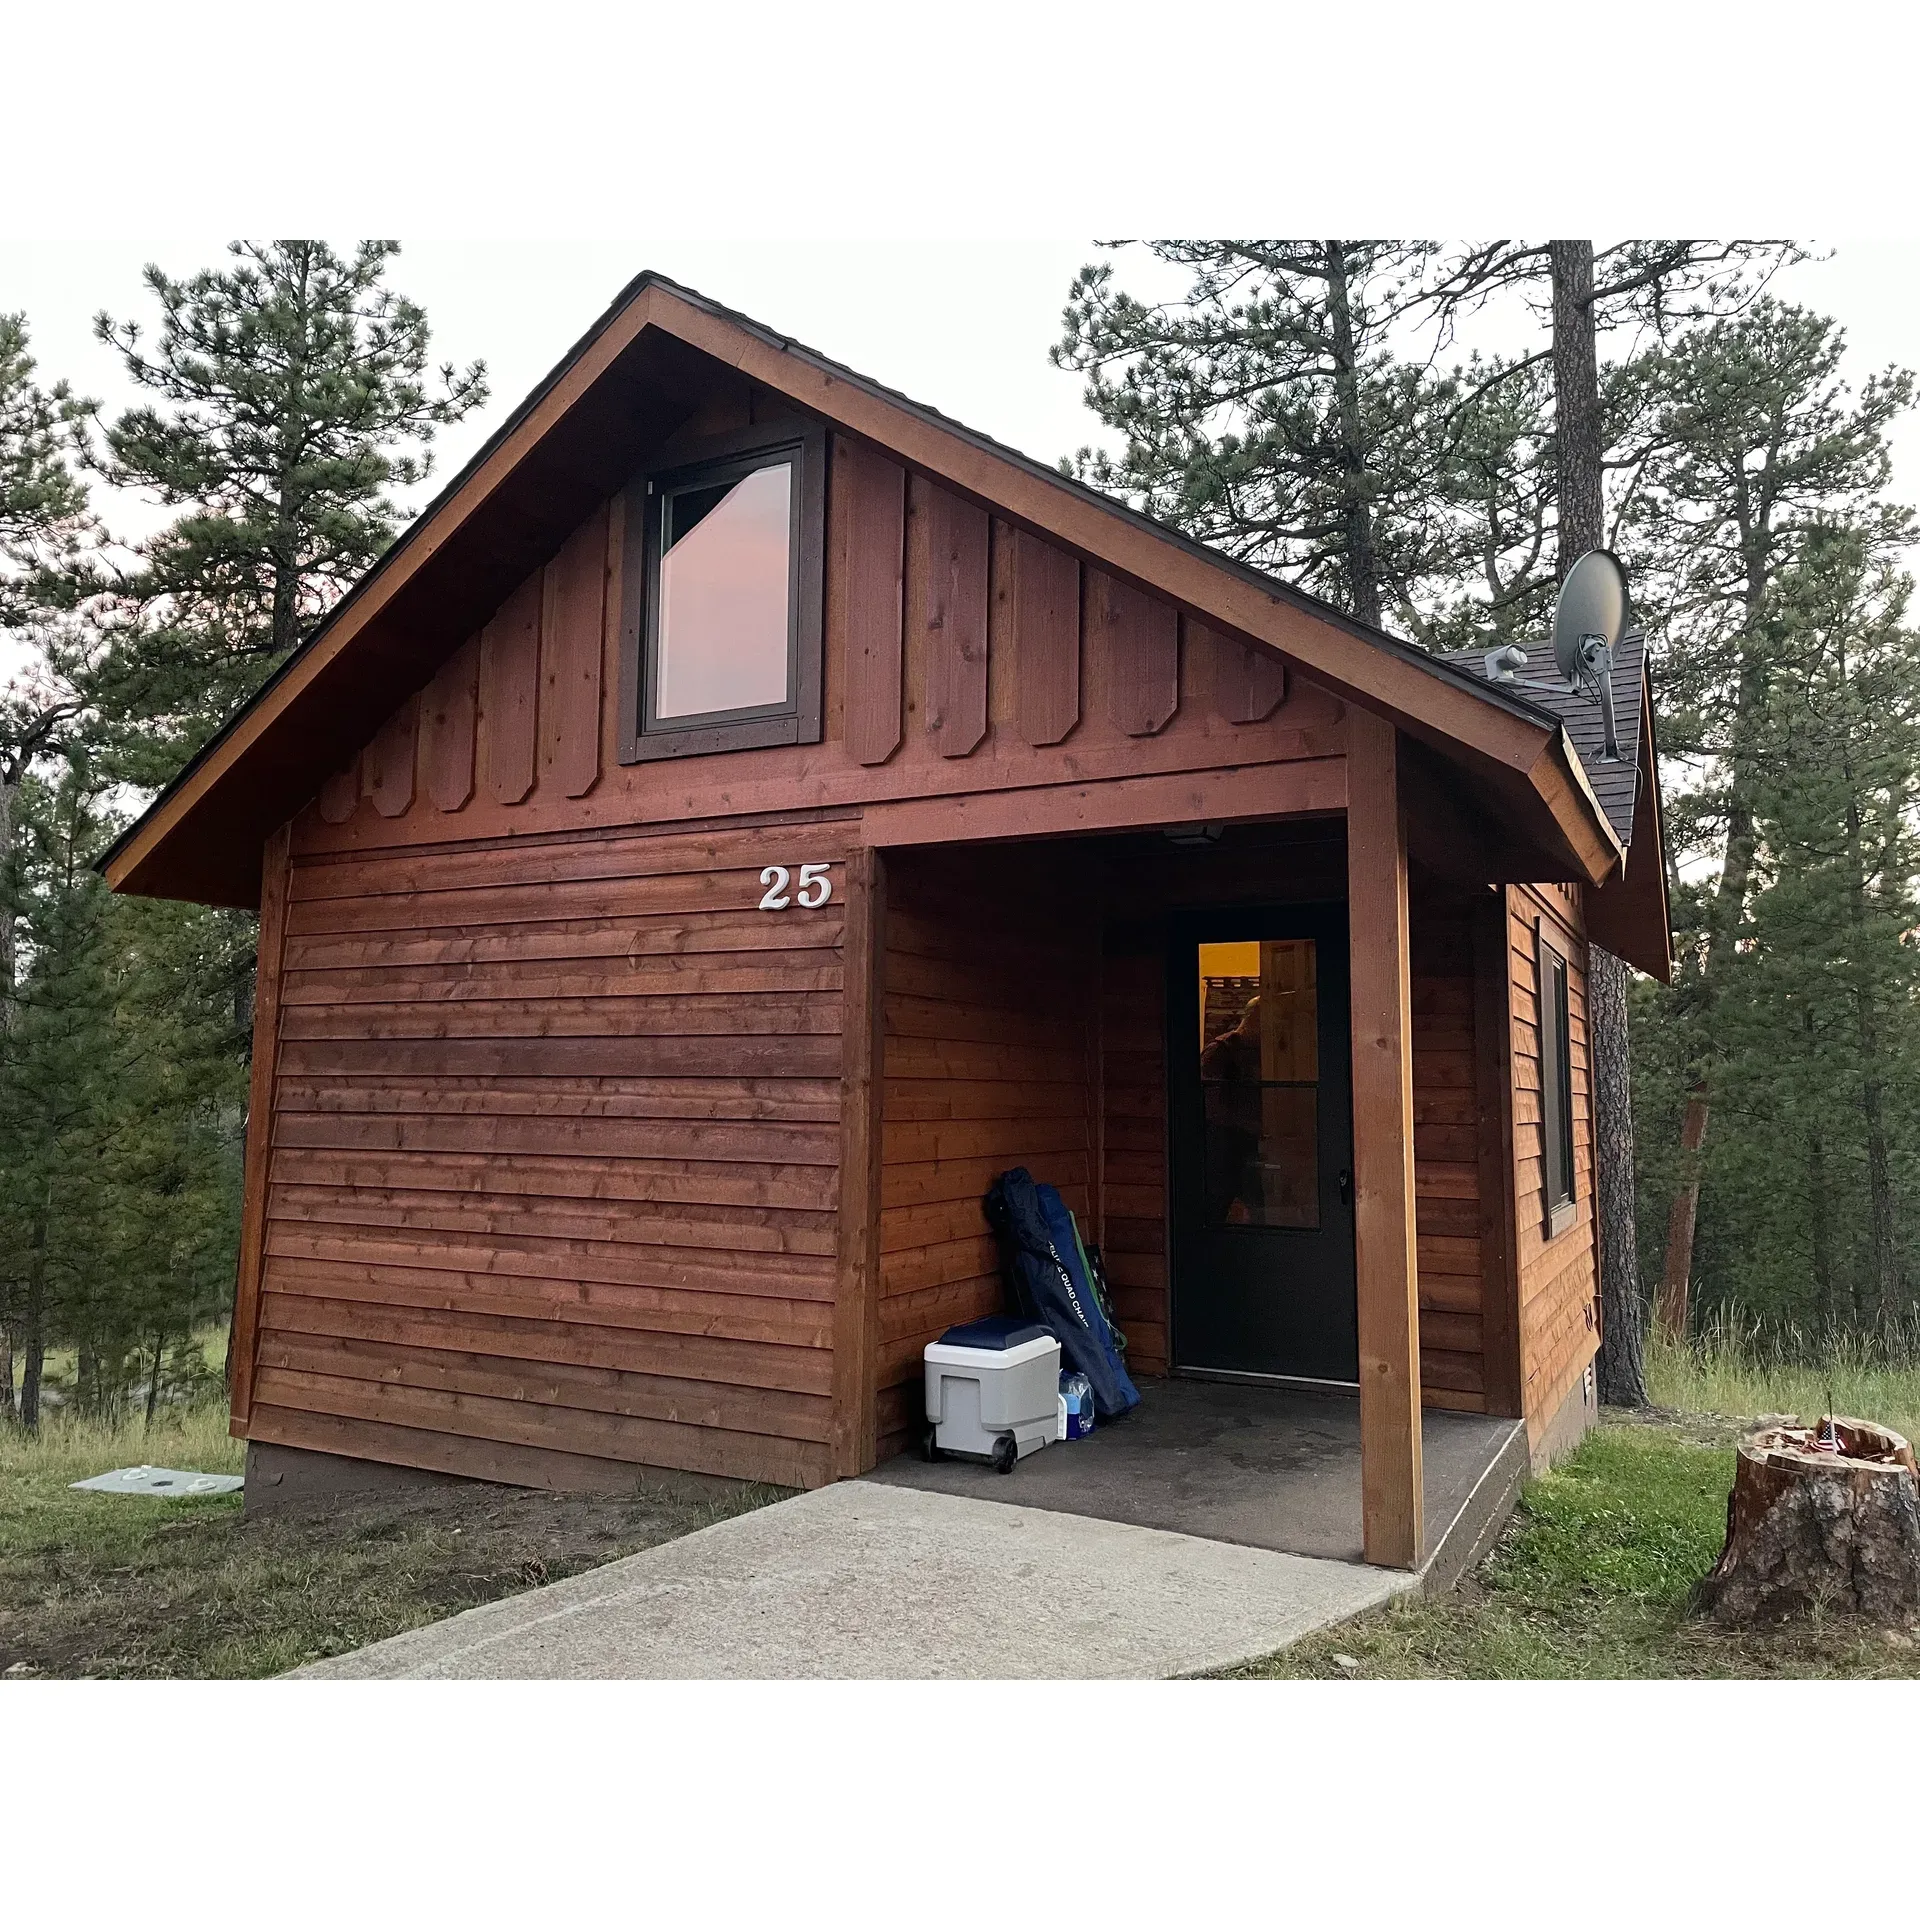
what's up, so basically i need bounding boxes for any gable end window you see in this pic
[1536,918,1577,1236]
[618,423,826,762]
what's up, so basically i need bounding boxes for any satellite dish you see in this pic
[1551,549,1629,762]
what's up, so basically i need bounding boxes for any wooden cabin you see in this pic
[105,273,1669,1570]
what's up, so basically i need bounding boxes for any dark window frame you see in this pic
[617,420,827,764]
[1535,916,1578,1237]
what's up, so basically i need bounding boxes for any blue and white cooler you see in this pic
[922,1315,1060,1472]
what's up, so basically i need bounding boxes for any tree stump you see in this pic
[1698,1418,1920,1625]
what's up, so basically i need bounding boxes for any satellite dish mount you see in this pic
[1551,549,1628,763]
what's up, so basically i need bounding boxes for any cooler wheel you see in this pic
[992,1434,1017,1474]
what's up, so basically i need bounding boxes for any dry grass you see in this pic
[1643,1316,1920,1438]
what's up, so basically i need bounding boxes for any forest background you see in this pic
[5,236,1918,1429]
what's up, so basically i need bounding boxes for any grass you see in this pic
[1230,1334,1920,1680]
[0,1401,783,1679]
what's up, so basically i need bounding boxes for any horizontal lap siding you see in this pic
[1509,883,1598,1447]
[874,859,1095,1455]
[1411,907,1486,1412]
[254,820,853,1490]
[1101,944,1168,1375]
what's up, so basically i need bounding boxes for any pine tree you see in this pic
[1053,243,1443,630]
[82,240,487,783]
[1624,301,1915,1333]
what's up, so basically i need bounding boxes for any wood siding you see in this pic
[873,850,1095,1457]
[247,817,854,1491]
[245,388,1379,1492]
[1507,881,1599,1451]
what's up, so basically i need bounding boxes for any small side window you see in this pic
[1536,920,1577,1234]
[619,423,826,762]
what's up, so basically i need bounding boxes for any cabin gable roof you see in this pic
[103,269,1625,909]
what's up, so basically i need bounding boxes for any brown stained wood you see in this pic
[1473,891,1523,1417]
[230,822,294,1433]
[831,847,886,1476]
[480,570,543,805]
[1089,569,1178,736]
[914,478,989,758]
[1347,710,1423,1570]
[837,440,907,767]
[421,636,479,812]
[256,1327,831,1443]
[318,761,359,824]
[862,756,1345,851]
[250,1365,830,1487]
[1011,526,1081,746]
[360,697,418,819]
[246,1403,665,1497]
[540,503,608,798]
[1199,615,1289,724]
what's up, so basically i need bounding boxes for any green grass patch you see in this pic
[1231,1415,1920,1679]
[1,1403,783,1679]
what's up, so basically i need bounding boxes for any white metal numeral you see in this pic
[758,865,791,910]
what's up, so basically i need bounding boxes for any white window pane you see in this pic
[656,462,793,720]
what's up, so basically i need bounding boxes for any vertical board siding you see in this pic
[479,571,543,806]
[1508,882,1598,1451]
[1201,616,1290,724]
[539,504,608,800]
[422,636,480,813]
[1090,569,1178,738]
[872,854,1095,1455]
[1009,526,1082,747]
[253,819,855,1491]
[361,698,417,819]
[319,761,359,824]
[912,477,990,758]
[837,439,908,767]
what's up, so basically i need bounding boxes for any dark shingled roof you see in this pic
[1439,628,1647,849]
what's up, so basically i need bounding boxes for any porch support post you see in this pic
[830,845,887,1480]
[1346,711,1425,1570]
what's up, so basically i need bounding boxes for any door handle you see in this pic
[1338,1169,1353,1206]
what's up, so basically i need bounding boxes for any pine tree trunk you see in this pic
[1590,947,1647,1404]
[19,1272,45,1435]
[1549,239,1644,1405]
[1,769,19,1038]
[1658,1091,1710,1339]
[0,1328,14,1420]
[1323,242,1382,630]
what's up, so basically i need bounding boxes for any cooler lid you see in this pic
[936,1314,1050,1352]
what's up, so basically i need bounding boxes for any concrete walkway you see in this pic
[291,1480,1415,1680]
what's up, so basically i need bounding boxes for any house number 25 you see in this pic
[759,863,834,910]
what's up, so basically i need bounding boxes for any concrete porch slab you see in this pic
[871,1377,1526,1576]
[288,1480,1415,1680]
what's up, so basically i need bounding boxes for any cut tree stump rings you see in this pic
[1698,1417,1920,1626]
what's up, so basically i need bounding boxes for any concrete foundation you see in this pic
[1531,1358,1601,1471]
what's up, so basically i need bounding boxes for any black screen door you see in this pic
[1167,905,1357,1382]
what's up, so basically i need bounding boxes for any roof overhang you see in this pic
[1583,669,1673,981]
[104,272,1622,909]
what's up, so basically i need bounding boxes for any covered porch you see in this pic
[856,712,1545,1572]
[872,1375,1526,1581]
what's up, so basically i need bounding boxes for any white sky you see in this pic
[9,235,1920,554]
